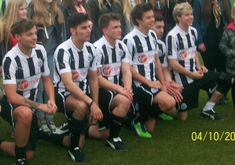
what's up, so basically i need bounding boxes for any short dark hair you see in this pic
[154,14,164,22]
[98,13,121,31]
[131,3,153,26]
[11,18,36,35]
[67,13,90,29]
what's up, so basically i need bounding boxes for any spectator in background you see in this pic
[0,0,27,70]
[87,0,126,42]
[27,0,65,133]
[120,0,142,33]
[193,0,231,73]
[61,0,91,39]
[219,4,235,107]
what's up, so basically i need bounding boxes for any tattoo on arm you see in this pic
[24,98,40,109]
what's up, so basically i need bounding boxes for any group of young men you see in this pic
[0,2,229,164]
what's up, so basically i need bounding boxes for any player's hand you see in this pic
[161,84,167,92]
[148,80,162,89]
[117,86,133,102]
[47,100,57,114]
[198,43,206,52]
[167,81,183,93]
[89,102,103,122]
[38,103,56,114]
[199,65,208,74]
[190,71,203,79]
[165,82,183,103]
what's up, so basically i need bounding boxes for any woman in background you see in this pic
[121,0,142,33]
[193,0,231,72]
[0,0,27,68]
[28,0,65,133]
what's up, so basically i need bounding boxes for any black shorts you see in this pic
[55,90,71,119]
[133,84,160,107]
[0,96,38,150]
[180,71,219,111]
[98,88,117,130]
[132,84,162,119]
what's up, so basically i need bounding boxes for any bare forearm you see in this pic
[169,59,192,78]
[122,70,132,89]
[67,82,92,105]
[43,76,55,102]
[131,66,150,85]
[98,76,121,93]
[162,67,173,82]
[24,98,41,109]
[122,64,132,89]
[89,78,99,104]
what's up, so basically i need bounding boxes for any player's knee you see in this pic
[118,97,131,113]
[73,102,87,119]
[160,98,176,112]
[14,108,32,124]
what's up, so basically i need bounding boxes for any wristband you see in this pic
[89,100,94,108]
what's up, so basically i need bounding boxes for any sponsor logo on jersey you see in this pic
[138,54,147,63]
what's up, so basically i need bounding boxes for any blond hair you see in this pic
[232,4,235,21]
[31,0,64,27]
[173,2,192,23]
[0,0,27,43]
[121,0,142,24]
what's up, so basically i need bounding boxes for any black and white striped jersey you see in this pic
[2,44,50,101]
[166,25,198,85]
[54,38,98,94]
[94,36,130,85]
[123,28,158,86]
[157,39,168,68]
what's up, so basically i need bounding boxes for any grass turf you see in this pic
[1,90,235,165]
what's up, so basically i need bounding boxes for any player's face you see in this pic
[17,26,37,49]
[154,20,164,39]
[104,20,122,40]
[178,11,194,28]
[17,2,27,19]
[73,20,91,42]
[138,10,155,30]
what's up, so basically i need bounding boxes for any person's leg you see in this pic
[65,95,87,162]
[36,80,50,133]
[88,125,109,139]
[153,91,176,112]
[13,106,33,164]
[105,93,131,151]
[44,54,57,132]
[201,71,231,120]
[144,118,156,133]
[131,86,155,138]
